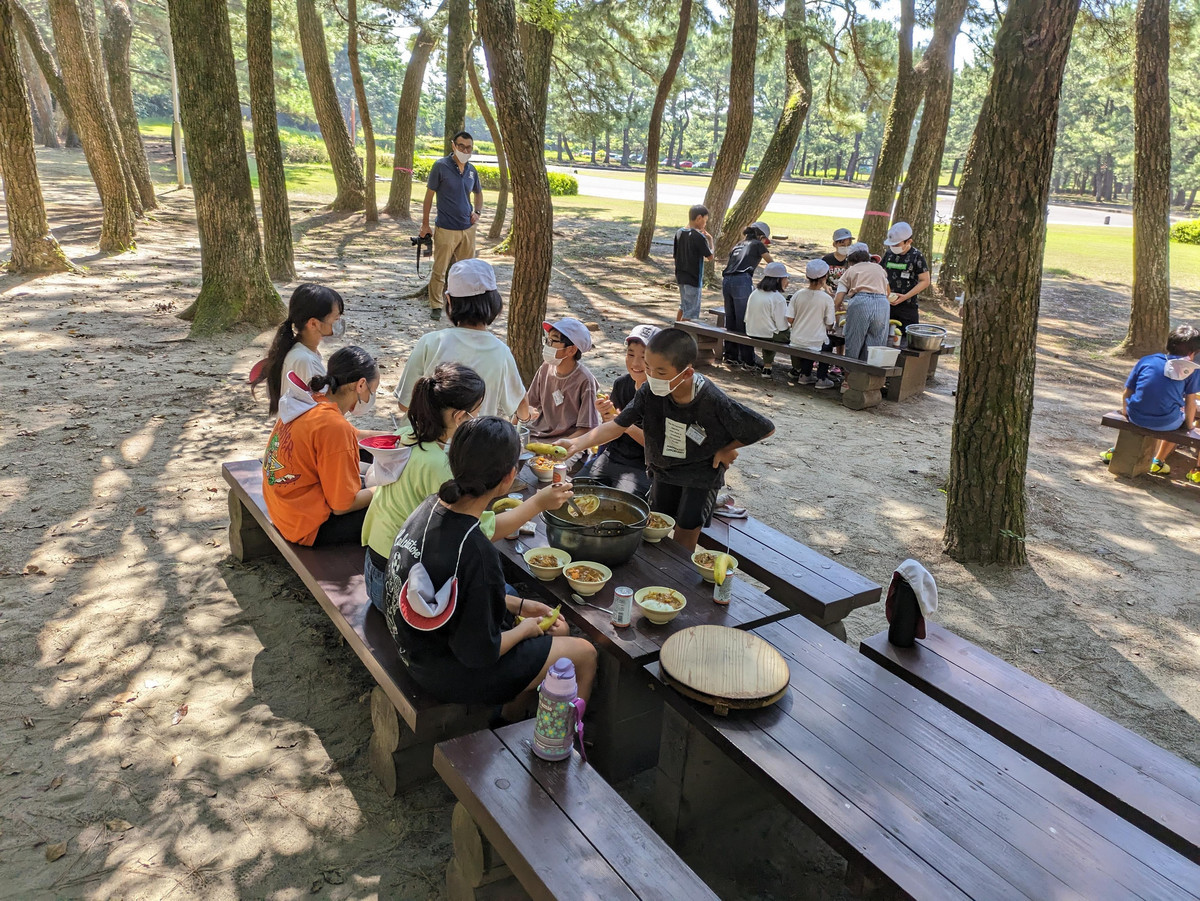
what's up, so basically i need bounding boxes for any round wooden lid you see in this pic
[659,625,790,702]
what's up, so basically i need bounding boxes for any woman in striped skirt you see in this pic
[834,244,891,360]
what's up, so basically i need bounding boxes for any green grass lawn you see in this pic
[577,167,874,199]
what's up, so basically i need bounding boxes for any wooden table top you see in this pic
[498,471,790,667]
[647,613,1200,901]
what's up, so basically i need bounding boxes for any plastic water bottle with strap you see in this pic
[532,658,586,762]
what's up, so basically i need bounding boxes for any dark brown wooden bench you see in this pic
[434,723,718,901]
[675,319,900,409]
[1101,410,1200,479]
[223,459,492,795]
[861,622,1200,862]
[699,516,880,640]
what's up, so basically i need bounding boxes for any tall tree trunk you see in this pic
[518,15,553,141]
[101,0,155,210]
[12,1,76,133]
[168,0,283,334]
[943,0,1081,566]
[384,7,440,219]
[296,0,365,210]
[478,0,554,384]
[442,0,469,154]
[1186,186,1197,211]
[0,0,73,272]
[1122,0,1171,357]
[633,0,692,261]
[46,0,133,250]
[246,0,295,280]
[467,51,508,239]
[716,0,809,260]
[948,156,960,187]
[17,31,57,146]
[845,130,862,181]
[347,0,377,221]
[702,0,757,261]
[892,0,968,256]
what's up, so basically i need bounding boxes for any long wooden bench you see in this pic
[223,459,493,795]
[1101,410,1200,479]
[699,516,880,640]
[434,723,718,901]
[861,622,1200,863]
[676,319,900,409]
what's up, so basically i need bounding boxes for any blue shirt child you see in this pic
[1125,353,1200,431]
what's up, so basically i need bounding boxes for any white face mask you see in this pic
[454,149,472,165]
[542,345,562,365]
[647,369,688,397]
[354,387,376,416]
[330,318,346,339]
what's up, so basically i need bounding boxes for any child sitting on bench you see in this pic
[254,284,345,415]
[382,417,596,715]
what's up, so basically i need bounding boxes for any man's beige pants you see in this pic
[429,225,477,310]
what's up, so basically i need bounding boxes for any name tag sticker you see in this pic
[663,418,688,458]
[686,423,707,445]
[552,389,565,406]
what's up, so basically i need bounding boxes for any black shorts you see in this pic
[650,480,719,530]
[408,634,553,706]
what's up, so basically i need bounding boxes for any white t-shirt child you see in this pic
[788,288,835,350]
[393,327,526,419]
[282,343,325,399]
[744,289,790,338]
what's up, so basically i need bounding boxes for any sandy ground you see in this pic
[2,149,1199,899]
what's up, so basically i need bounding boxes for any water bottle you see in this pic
[532,658,586,761]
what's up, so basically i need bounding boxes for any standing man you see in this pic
[880,221,930,332]
[421,131,484,320]
[673,204,714,321]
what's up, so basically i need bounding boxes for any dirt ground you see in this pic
[3,151,1199,900]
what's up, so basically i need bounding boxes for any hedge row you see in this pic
[411,156,577,195]
[1170,218,1200,245]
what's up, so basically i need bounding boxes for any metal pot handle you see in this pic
[592,519,626,537]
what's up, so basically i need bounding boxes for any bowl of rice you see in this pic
[634,587,687,624]
[642,512,675,543]
[522,546,571,581]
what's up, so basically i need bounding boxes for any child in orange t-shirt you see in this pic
[263,346,380,545]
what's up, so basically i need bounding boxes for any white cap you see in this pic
[446,258,498,296]
[750,221,771,239]
[763,261,788,278]
[625,324,661,345]
[884,221,914,248]
[805,259,830,280]
[543,318,593,353]
[848,242,870,256]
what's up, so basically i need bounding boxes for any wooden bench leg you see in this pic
[926,352,941,381]
[885,352,931,402]
[227,491,279,562]
[445,803,526,901]
[1107,429,1157,478]
[586,654,664,782]
[822,619,848,642]
[845,860,903,900]
[842,371,886,410]
[368,686,436,795]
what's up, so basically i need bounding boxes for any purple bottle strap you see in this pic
[571,698,587,763]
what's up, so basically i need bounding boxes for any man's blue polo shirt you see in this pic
[427,155,481,230]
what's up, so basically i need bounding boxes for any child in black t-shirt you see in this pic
[384,416,596,715]
[881,221,930,331]
[561,329,775,551]
[581,324,660,495]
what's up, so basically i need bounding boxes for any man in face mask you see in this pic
[421,131,485,321]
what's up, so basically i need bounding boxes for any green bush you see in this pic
[547,171,578,196]
[412,155,435,181]
[410,157,577,196]
[1170,218,1200,245]
[277,132,329,165]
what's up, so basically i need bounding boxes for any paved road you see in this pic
[567,171,1141,229]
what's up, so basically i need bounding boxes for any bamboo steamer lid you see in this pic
[659,625,790,714]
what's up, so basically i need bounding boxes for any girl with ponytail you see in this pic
[254,284,345,415]
[262,346,379,546]
[381,416,597,714]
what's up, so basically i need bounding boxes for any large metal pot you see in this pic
[542,478,650,567]
[905,324,948,351]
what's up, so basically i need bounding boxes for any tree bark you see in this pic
[168,0,284,334]
[467,50,508,239]
[632,0,692,261]
[443,0,469,155]
[518,14,554,141]
[1121,0,1171,356]
[383,7,441,219]
[938,121,979,301]
[891,0,968,255]
[702,0,757,261]
[12,1,75,132]
[948,156,960,187]
[296,0,365,210]
[0,0,73,272]
[246,0,295,280]
[17,30,57,146]
[478,0,554,384]
[716,0,809,261]
[347,0,377,221]
[943,0,1081,566]
[47,0,133,250]
[845,130,862,182]
[101,0,156,210]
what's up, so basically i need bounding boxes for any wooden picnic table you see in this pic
[648,613,1200,900]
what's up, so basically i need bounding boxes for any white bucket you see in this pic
[866,346,901,368]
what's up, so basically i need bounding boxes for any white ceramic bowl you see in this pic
[522,546,571,581]
[634,587,687,624]
[563,561,612,597]
[529,459,556,483]
[642,512,676,543]
[690,550,739,584]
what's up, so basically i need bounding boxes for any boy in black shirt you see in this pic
[881,221,930,331]
[821,226,856,294]
[673,205,714,321]
[560,329,774,550]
